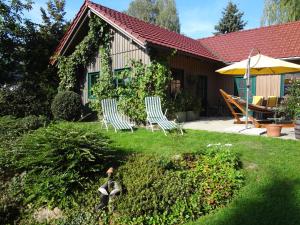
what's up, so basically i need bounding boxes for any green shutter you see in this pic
[234,76,256,102]
[88,72,99,99]
[280,74,285,97]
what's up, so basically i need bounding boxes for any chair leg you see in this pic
[150,123,154,132]
[102,120,109,131]
[163,129,167,136]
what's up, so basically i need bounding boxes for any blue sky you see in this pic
[26,0,265,39]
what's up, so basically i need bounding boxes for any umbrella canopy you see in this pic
[216,54,300,75]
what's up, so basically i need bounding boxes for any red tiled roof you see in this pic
[52,0,219,63]
[198,21,300,63]
[51,1,89,63]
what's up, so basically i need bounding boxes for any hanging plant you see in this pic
[57,15,111,91]
[90,35,115,113]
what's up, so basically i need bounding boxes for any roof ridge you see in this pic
[88,1,200,43]
[198,20,300,41]
[88,0,220,61]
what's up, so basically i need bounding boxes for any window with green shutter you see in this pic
[88,72,99,99]
[114,68,131,88]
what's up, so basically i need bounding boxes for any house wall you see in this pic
[81,27,150,104]
[256,75,281,97]
[167,53,225,114]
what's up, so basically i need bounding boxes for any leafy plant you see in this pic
[91,40,116,114]
[51,91,82,121]
[0,115,49,176]
[0,82,56,118]
[57,15,111,91]
[102,147,244,225]
[280,80,300,119]
[116,60,172,124]
[14,123,120,208]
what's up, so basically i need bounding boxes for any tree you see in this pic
[0,0,33,84]
[127,0,157,24]
[261,0,300,26]
[214,1,247,35]
[156,0,180,33]
[0,0,68,117]
[126,0,180,32]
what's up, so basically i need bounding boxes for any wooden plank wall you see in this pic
[169,54,221,108]
[82,28,150,104]
[256,75,281,97]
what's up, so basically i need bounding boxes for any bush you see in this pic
[280,80,300,119]
[0,115,49,176]
[14,123,120,208]
[106,148,244,225]
[51,91,82,121]
[0,81,56,117]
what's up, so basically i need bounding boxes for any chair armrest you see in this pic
[164,109,168,116]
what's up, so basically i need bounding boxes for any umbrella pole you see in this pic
[245,55,251,129]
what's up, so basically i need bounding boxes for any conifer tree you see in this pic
[214,1,247,35]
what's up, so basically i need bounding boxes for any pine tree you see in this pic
[156,0,180,33]
[214,1,247,35]
[261,0,300,26]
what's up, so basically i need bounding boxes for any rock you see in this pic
[34,207,63,223]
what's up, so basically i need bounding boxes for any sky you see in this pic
[25,0,265,39]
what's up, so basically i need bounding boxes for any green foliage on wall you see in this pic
[90,39,115,113]
[116,60,172,124]
[57,15,111,91]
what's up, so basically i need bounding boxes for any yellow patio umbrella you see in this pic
[216,53,300,128]
[216,54,300,75]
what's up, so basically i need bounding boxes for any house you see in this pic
[53,0,300,116]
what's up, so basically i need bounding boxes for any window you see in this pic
[170,68,184,96]
[114,68,131,88]
[88,72,99,99]
[282,73,300,96]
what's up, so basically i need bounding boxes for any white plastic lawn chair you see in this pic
[145,96,183,136]
[101,98,133,133]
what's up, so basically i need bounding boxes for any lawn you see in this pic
[78,122,300,225]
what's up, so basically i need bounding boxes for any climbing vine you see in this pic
[90,36,115,113]
[117,60,172,124]
[57,15,111,91]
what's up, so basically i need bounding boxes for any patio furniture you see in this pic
[252,96,264,106]
[145,96,183,135]
[101,98,133,132]
[266,96,278,108]
[219,89,294,128]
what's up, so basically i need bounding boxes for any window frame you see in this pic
[113,68,131,88]
[88,72,100,99]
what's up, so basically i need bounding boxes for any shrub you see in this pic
[106,148,243,225]
[51,91,82,121]
[15,123,120,208]
[0,115,49,176]
[280,80,300,119]
[0,81,55,117]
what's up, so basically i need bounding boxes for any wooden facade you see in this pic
[81,27,150,104]
[79,23,299,114]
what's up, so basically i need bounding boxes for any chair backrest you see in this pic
[252,96,264,106]
[145,96,165,118]
[101,98,118,118]
[266,96,278,107]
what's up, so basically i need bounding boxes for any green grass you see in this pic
[74,123,300,224]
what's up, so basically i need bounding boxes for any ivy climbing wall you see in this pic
[82,27,150,104]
